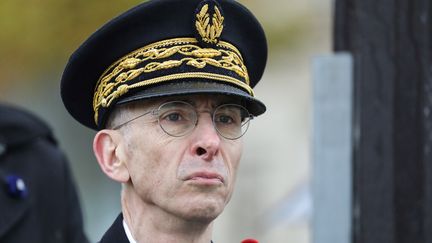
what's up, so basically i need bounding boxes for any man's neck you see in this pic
[121,187,214,243]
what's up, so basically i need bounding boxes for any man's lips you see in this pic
[185,172,224,184]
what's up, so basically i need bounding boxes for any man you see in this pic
[0,103,89,243]
[60,0,267,242]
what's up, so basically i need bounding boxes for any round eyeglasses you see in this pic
[112,101,253,140]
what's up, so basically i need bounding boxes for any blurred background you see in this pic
[0,0,331,242]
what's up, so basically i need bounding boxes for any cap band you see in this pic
[92,37,251,123]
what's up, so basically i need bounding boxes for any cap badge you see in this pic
[195,0,224,45]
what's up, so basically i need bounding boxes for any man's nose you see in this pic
[189,113,221,161]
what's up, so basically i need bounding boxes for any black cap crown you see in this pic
[61,0,267,130]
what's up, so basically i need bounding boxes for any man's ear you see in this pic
[93,129,130,183]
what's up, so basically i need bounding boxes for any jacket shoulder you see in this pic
[0,103,55,148]
[99,214,129,243]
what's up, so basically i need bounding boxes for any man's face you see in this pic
[118,95,243,222]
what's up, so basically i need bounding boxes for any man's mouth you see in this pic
[185,172,224,184]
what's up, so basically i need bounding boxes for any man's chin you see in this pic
[177,200,225,223]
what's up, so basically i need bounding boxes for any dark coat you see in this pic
[98,214,129,243]
[98,213,215,243]
[0,104,89,243]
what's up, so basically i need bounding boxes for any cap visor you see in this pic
[116,81,266,116]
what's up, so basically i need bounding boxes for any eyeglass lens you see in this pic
[156,101,251,140]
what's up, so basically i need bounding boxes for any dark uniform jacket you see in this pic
[99,214,129,243]
[99,213,215,243]
[0,104,89,243]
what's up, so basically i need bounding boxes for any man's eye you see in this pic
[217,115,234,124]
[165,112,182,122]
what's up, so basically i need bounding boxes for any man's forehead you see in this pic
[124,94,241,109]
[168,94,239,105]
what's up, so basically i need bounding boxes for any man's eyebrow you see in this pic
[159,96,240,107]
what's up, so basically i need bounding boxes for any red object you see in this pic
[241,239,259,243]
